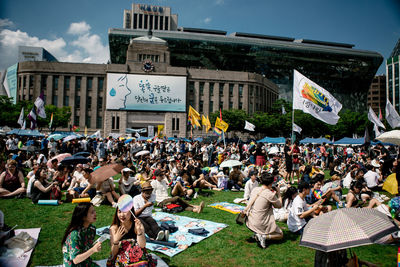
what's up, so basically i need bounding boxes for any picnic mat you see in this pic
[147,211,227,257]
[0,228,41,267]
[208,202,245,214]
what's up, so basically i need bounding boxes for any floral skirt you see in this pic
[107,239,156,267]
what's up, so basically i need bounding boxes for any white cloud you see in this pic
[0,20,109,70]
[0,19,15,28]
[203,17,212,24]
[67,21,91,35]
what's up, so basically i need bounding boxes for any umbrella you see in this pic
[124,138,134,144]
[89,164,124,184]
[47,134,64,141]
[60,155,91,165]
[153,138,164,143]
[268,146,280,155]
[47,153,71,168]
[300,208,399,252]
[383,173,398,195]
[135,150,150,157]
[220,160,242,168]
[376,130,400,145]
[73,151,91,157]
[63,135,78,142]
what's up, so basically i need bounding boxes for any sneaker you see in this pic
[231,188,239,192]
[156,231,164,241]
[193,192,198,199]
[255,233,267,249]
[164,230,169,241]
[239,188,245,192]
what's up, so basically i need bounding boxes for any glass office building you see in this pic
[386,38,400,112]
[109,28,383,112]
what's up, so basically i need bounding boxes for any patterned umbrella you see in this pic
[89,164,124,184]
[300,208,399,252]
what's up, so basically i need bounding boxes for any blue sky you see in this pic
[1,0,399,74]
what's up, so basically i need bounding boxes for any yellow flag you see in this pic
[157,125,164,137]
[202,115,211,132]
[215,117,229,132]
[84,126,87,136]
[188,105,201,121]
[190,116,201,128]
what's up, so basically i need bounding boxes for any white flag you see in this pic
[135,132,140,139]
[34,91,46,118]
[385,99,400,128]
[293,70,342,125]
[244,120,255,131]
[373,124,384,138]
[282,106,286,115]
[368,106,385,129]
[293,123,302,133]
[17,107,24,128]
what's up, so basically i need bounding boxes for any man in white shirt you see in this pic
[363,164,382,190]
[133,182,165,241]
[287,182,324,234]
[243,170,259,200]
[151,169,204,213]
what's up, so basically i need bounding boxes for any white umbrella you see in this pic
[376,130,400,145]
[220,159,242,168]
[135,150,150,157]
[268,146,280,155]
[63,135,78,142]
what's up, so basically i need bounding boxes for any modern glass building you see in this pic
[386,38,400,112]
[109,28,383,112]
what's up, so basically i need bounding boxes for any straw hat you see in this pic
[141,182,153,191]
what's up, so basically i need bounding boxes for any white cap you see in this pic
[122,168,133,172]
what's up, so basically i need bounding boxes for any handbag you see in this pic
[91,194,105,207]
[236,188,266,225]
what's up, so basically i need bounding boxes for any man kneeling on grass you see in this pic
[287,181,326,235]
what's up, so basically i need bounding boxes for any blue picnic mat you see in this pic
[147,212,228,257]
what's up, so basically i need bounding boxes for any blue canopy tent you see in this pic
[334,137,365,145]
[300,137,332,144]
[7,129,44,137]
[257,137,286,144]
[137,136,154,141]
[167,137,178,141]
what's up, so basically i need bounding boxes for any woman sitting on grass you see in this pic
[246,173,284,249]
[108,205,149,266]
[30,166,59,204]
[0,160,26,198]
[62,202,102,266]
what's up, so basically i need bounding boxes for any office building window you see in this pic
[229,101,233,109]
[165,16,168,30]
[239,84,243,96]
[75,95,80,108]
[76,76,81,91]
[160,16,163,29]
[87,96,92,110]
[52,95,58,106]
[139,14,143,28]
[189,82,195,94]
[133,14,137,29]
[209,101,213,114]
[239,101,242,109]
[96,116,102,129]
[144,14,148,29]
[74,116,79,126]
[86,116,91,128]
[219,83,224,96]
[149,15,153,29]
[209,82,214,96]
[64,95,69,106]
[199,82,204,96]
[172,118,175,131]
[229,83,234,97]
[112,116,120,130]
[87,77,93,91]
[98,77,104,91]
[64,76,70,89]
[176,118,180,130]
[200,100,204,113]
[53,76,59,89]
[219,101,223,110]
[29,76,34,88]
[154,15,158,30]
[250,85,254,96]
[98,96,103,111]
[41,75,47,91]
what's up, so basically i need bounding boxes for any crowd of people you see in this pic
[0,133,399,266]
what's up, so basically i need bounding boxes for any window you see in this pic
[64,76,70,89]
[154,15,158,30]
[98,96,103,111]
[139,14,143,28]
[41,75,47,91]
[74,116,79,126]
[189,82,195,94]
[112,116,120,130]
[53,76,59,89]
[149,15,153,29]
[29,76,34,88]
[219,83,224,96]
[87,77,93,91]
[250,85,254,96]
[75,95,80,108]
[239,101,242,109]
[172,118,175,131]
[52,95,58,106]
[76,76,81,90]
[98,77,104,91]
[86,116,91,128]
[96,116,102,129]
[133,14,138,29]
[209,101,213,114]
[239,84,243,96]
[144,15,148,29]
[219,101,223,110]
[87,96,92,110]
[160,16,163,29]
[116,116,120,129]
[112,116,115,129]
[165,17,168,30]
[209,82,214,96]
[64,95,69,106]
[199,82,204,96]
[176,118,180,130]
[229,83,234,97]
[229,101,233,109]
[200,100,204,113]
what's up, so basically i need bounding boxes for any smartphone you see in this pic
[95,234,109,243]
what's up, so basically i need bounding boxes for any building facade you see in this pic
[17,35,278,137]
[367,75,386,114]
[386,38,400,112]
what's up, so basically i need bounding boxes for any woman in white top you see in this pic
[119,168,140,197]
[273,186,297,222]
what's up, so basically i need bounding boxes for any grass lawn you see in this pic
[1,185,397,267]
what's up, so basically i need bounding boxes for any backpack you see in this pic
[162,203,184,213]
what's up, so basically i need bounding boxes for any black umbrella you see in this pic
[60,155,91,165]
[73,151,91,157]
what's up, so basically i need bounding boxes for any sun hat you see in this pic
[141,182,153,191]
[122,167,133,172]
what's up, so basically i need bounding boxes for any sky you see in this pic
[1,0,399,74]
